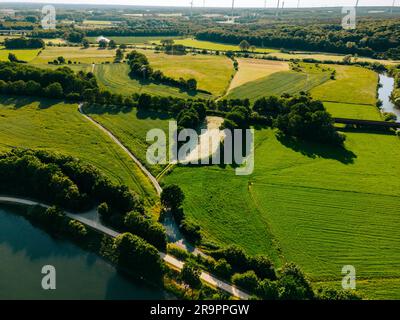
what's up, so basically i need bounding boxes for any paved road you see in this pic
[78,104,162,195]
[0,197,249,300]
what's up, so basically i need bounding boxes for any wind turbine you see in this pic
[355,0,359,8]
[231,0,235,22]
[190,0,194,17]
[391,0,396,14]
[297,0,300,9]
[276,0,280,17]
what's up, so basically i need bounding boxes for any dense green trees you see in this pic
[161,184,185,211]
[4,37,44,49]
[113,233,165,284]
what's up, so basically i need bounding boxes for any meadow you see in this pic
[324,102,382,121]
[163,128,400,298]
[0,97,157,202]
[93,63,211,99]
[31,46,116,64]
[227,69,330,102]
[310,64,378,106]
[163,38,279,54]
[140,50,235,96]
[86,36,180,45]
[0,47,41,62]
[228,58,290,92]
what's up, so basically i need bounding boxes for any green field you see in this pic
[85,106,172,176]
[141,50,235,96]
[0,47,41,62]
[227,69,331,102]
[94,63,211,99]
[163,128,400,298]
[31,46,116,64]
[311,64,378,106]
[86,36,180,45]
[163,38,278,54]
[0,97,157,201]
[324,102,382,120]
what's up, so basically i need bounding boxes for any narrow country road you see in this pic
[0,196,250,300]
[78,103,162,195]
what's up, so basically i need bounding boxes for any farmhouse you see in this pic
[96,36,110,43]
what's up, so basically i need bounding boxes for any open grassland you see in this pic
[228,58,289,92]
[0,97,156,201]
[227,69,330,102]
[31,46,116,64]
[140,50,234,96]
[0,47,41,62]
[163,128,400,298]
[82,20,113,25]
[268,51,400,66]
[310,64,378,106]
[94,63,211,99]
[324,102,382,120]
[163,38,278,53]
[85,107,172,177]
[86,36,180,45]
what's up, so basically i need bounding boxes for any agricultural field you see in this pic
[93,63,211,99]
[310,64,379,106]
[324,102,382,121]
[82,20,113,26]
[228,58,290,92]
[0,97,156,202]
[163,128,400,298]
[0,47,41,62]
[163,38,278,54]
[140,50,235,96]
[85,107,172,177]
[227,68,331,102]
[30,46,116,64]
[86,36,180,45]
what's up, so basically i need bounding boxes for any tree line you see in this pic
[196,19,400,60]
[4,37,44,49]
[126,50,199,93]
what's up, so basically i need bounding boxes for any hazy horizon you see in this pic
[1,0,398,9]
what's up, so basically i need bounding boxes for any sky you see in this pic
[1,0,399,9]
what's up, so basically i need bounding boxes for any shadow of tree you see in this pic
[276,132,357,165]
[0,95,62,110]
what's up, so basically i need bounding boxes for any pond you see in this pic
[0,205,170,300]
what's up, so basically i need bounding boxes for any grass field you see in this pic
[82,20,113,25]
[310,64,378,106]
[0,47,41,62]
[163,38,278,54]
[93,63,211,99]
[228,58,289,92]
[85,107,172,177]
[140,50,234,96]
[324,102,382,120]
[269,51,400,66]
[227,68,331,102]
[86,36,180,45]
[163,128,400,298]
[31,47,116,64]
[0,97,157,202]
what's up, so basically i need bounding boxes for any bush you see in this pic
[66,220,88,240]
[232,271,259,293]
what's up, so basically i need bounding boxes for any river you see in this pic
[378,74,400,120]
[0,205,169,300]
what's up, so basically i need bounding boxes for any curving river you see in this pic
[378,74,400,120]
[0,205,169,300]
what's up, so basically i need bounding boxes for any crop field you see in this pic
[82,20,113,25]
[310,64,378,106]
[93,63,211,99]
[0,97,156,201]
[163,128,400,298]
[164,38,279,53]
[85,106,172,176]
[0,47,41,62]
[86,36,180,45]
[140,50,234,96]
[31,47,116,64]
[324,102,382,120]
[228,58,290,92]
[227,69,331,102]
